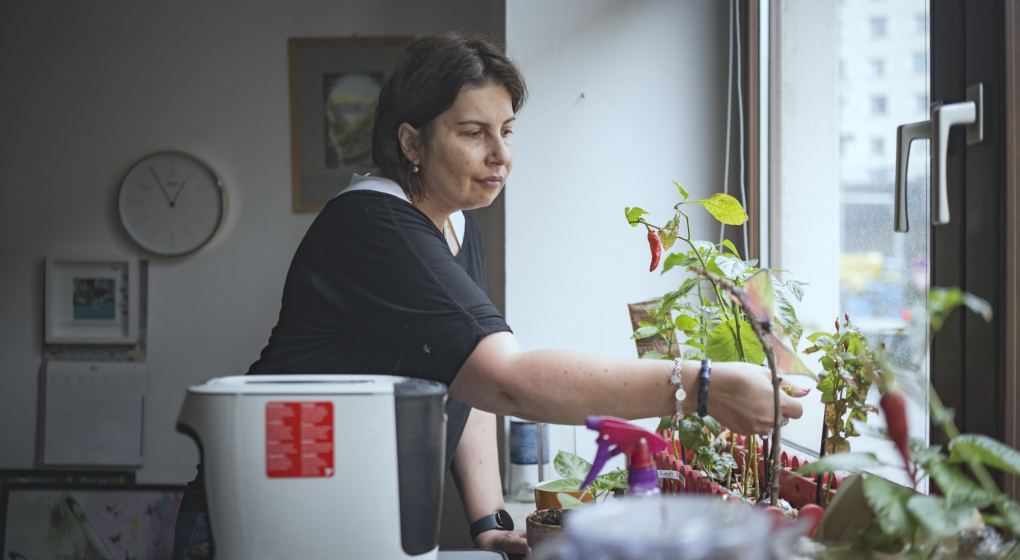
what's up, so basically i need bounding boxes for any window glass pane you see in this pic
[771,0,929,486]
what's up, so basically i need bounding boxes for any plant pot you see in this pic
[533,487,593,511]
[526,508,566,549]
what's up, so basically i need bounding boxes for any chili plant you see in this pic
[626,182,812,504]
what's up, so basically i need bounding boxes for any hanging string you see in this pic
[735,0,749,255]
[720,0,735,245]
[719,0,751,257]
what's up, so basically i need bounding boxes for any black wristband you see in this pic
[697,359,712,417]
[469,509,514,541]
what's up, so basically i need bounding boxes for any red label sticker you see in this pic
[266,401,335,478]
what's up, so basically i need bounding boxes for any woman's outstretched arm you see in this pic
[449,331,804,434]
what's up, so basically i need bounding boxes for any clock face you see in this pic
[117,152,224,256]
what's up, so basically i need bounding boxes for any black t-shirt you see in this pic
[248,189,511,465]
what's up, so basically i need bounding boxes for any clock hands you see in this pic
[170,169,196,206]
[149,165,174,206]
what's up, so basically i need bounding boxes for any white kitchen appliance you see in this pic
[176,374,447,560]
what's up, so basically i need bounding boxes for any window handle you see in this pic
[892,83,983,232]
[894,120,932,232]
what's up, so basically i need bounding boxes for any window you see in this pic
[915,13,927,33]
[917,93,929,113]
[869,16,887,38]
[871,95,888,115]
[913,52,927,74]
[870,58,885,77]
[766,0,930,487]
[870,137,885,156]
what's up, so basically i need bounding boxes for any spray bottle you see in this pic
[580,416,668,497]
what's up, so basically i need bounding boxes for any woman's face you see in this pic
[402,84,515,217]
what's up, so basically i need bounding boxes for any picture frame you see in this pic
[45,257,139,345]
[288,36,414,212]
[0,483,184,559]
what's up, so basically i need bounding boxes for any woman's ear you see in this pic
[397,122,422,166]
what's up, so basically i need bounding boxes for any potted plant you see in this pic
[525,450,627,548]
[790,288,1020,557]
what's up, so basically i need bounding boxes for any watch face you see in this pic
[117,151,224,256]
[496,509,513,530]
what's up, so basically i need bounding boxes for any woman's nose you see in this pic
[487,136,511,166]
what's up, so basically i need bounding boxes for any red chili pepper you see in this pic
[880,391,915,484]
[647,230,663,272]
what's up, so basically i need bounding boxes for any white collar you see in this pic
[339,174,466,243]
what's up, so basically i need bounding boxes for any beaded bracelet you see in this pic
[669,358,686,422]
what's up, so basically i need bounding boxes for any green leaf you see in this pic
[816,375,837,404]
[714,255,750,280]
[535,478,582,492]
[672,180,689,200]
[721,239,740,258]
[706,318,765,364]
[632,326,659,340]
[677,415,706,449]
[906,495,978,538]
[773,284,803,351]
[640,350,669,360]
[659,215,680,251]
[692,240,717,256]
[625,206,648,226]
[703,415,723,435]
[797,452,882,475]
[674,314,699,332]
[949,434,1020,476]
[557,492,587,509]
[926,460,995,508]
[598,468,629,490]
[553,451,592,480]
[662,252,698,274]
[785,279,807,302]
[862,475,917,537]
[807,332,833,344]
[692,193,749,225]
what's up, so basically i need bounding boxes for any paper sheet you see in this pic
[38,360,145,466]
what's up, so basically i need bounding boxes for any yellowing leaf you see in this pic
[693,193,748,226]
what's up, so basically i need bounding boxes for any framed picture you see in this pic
[45,257,139,345]
[0,483,184,559]
[288,36,413,212]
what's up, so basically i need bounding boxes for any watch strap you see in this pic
[469,509,513,541]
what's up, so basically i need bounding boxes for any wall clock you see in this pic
[117,151,225,256]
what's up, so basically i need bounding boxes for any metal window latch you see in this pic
[893,82,984,232]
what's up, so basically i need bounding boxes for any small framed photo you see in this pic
[288,36,413,212]
[45,257,138,345]
[1,483,184,559]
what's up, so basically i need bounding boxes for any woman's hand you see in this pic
[700,362,807,435]
[475,529,529,556]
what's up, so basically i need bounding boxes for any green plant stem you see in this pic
[674,213,746,361]
[928,381,1013,524]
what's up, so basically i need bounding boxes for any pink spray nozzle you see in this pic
[579,416,668,492]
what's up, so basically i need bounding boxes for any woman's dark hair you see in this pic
[372,32,528,202]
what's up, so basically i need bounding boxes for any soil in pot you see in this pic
[526,508,566,549]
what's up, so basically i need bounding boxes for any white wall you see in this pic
[0,0,504,481]
[505,0,730,461]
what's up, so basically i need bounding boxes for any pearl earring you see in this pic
[412,163,420,174]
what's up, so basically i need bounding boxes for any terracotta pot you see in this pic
[533,487,592,511]
[526,508,566,549]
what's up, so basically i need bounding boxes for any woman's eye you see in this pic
[502,129,514,138]
[465,130,483,138]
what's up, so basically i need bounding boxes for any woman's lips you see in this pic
[478,177,503,189]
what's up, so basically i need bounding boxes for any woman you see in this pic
[176,32,804,558]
